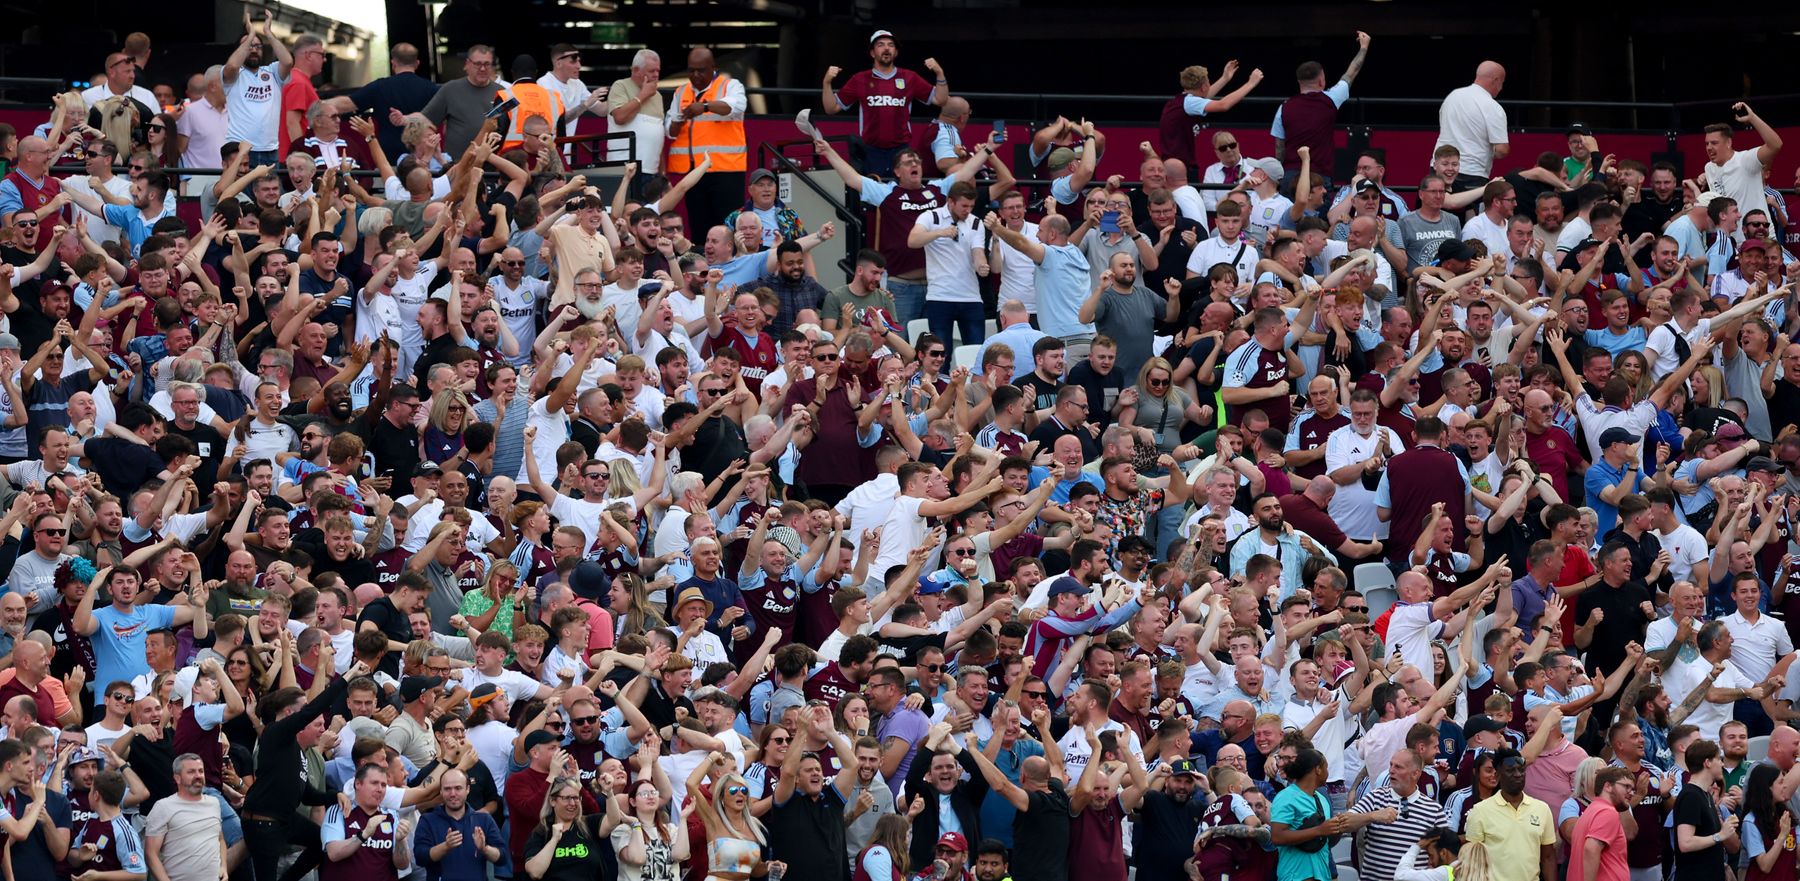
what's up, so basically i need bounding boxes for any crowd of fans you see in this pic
[1,14,1800,881]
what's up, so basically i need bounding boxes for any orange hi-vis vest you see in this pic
[667,74,746,173]
[499,81,566,153]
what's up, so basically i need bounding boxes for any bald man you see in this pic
[929,97,974,174]
[0,640,64,727]
[1435,61,1510,188]
[964,747,1073,881]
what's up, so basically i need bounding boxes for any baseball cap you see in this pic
[1251,157,1284,183]
[413,461,443,478]
[523,729,560,751]
[1566,122,1590,137]
[1598,427,1640,448]
[1747,455,1784,474]
[1715,422,1748,448]
[1167,756,1202,777]
[936,832,969,853]
[400,675,444,703]
[67,746,104,766]
[1742,237,1773,251]
[1434,238,1475,265]
[1463,714,1507,740]
[747,168,777,185]
[1694,191,1721,209]
[1046,577,1088,599]
[869,30,896,45]
[917,574,950,595]
[469,683,501,709]
[1354,178,1381,195]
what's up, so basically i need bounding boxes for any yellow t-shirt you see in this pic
[1464,792,1556,881]
[548,223,614,308]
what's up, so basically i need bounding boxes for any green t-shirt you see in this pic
[822,284,897,330]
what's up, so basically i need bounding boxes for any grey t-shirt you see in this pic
[144,793,225,881]
[6,550,69,615]
[1078,232,1147,290]
[420,78,503,157]
[1724,349,1774,440]
[1397,210,1464,271]
[1093,286,1168,381]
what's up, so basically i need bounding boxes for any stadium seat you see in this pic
[906,318,930,343]
[984,318,998,337]
[1332,836,1352,865]
[1354,561,1396,595]
[1363,585,1399,621]
[1338,866,1359,881]
[952,344,982,372]
[1750,735,1771,763]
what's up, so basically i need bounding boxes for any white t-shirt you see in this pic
[388,263,441,371]
[994,221,1041,312]
[1434,84,1508,178]
[1058,718,1143,773]
[1645,318,1711,380]
[355,287,407,346]
[222,64,286,152]
[1245,191,1293,245]
[916,208,986,304]
[1705,149,1769,236]
[869,495,932,586]
[520,397,571,483]
[1323,424,1405,540]
[60,175,131,245]
[1386,603,1443,675]
[223,417,298,462]
[1187,235,1259,281]
[550,492,613,552]
[1461,212,1509,256]
[1656,524,1710,585]
[466,720,518,795]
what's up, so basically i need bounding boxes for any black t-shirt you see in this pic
[1065,359,1126,431]
[355,596,412,677]
[685,416,749,490]
[1574,578,1654,677]
[521,816,613,881]
[877,631,946,666]
[767,786,850,881]
[167,422,226,500]
[1019,370,1063,414]
[1132,789,1209,874]
[413,333,462,396]
[1685,407,1744,437]
[82,436,165,500]
[1673,783,1726,881]
[1013,780,1074,881]
[359,416,421,481]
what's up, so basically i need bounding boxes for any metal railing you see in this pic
[756,133,865,278]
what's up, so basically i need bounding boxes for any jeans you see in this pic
[926,299,986,348]
[888,277,927,328]
[206,787,244,846]
[245,814,320,881]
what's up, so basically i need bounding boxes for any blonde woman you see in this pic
[854,814,912,881]
[686,751,774,880]
[424,388,469,464]
[1120,356,1213,455]
[1556,756,1608,847]
[524,776,612,880]
[399,118,452,173]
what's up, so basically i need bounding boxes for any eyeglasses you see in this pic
[443,726,466,734]
[466,60,494,69]
[585,472,609,480]
[552,793,582,802]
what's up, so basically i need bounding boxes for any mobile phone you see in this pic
[992,120,1007,144]
[1100,211,1121,234]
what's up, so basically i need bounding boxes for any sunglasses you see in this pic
[1216,142,1239,150]
[950,548,977,557]
[925,349,946,358]
[109,693,134,702]
[146,124,166,132]
[1023,689,1049,698]
[815,353,840,361]
[726,785,750,795]
[1147,378,1170,388]
[1342,606,1367,614]
[585,472,609,480]
[499,259,525,267]
[36,528,65,537]
[768,736,792,745]
[703,388,728,397]
[572,716,600,726]
[921,663,943,672]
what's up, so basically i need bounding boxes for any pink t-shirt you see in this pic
[1566,799,1630,881]
[1524,739,1589,809]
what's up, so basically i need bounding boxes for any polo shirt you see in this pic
[1721,610,1794,682]
[1464,792,1556,881]
[1583,455,1650,538]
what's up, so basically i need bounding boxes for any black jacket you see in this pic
[904,746,991,868]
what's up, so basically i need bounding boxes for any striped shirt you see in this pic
[973,423,1028,458]
[1351,786,1447,881]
